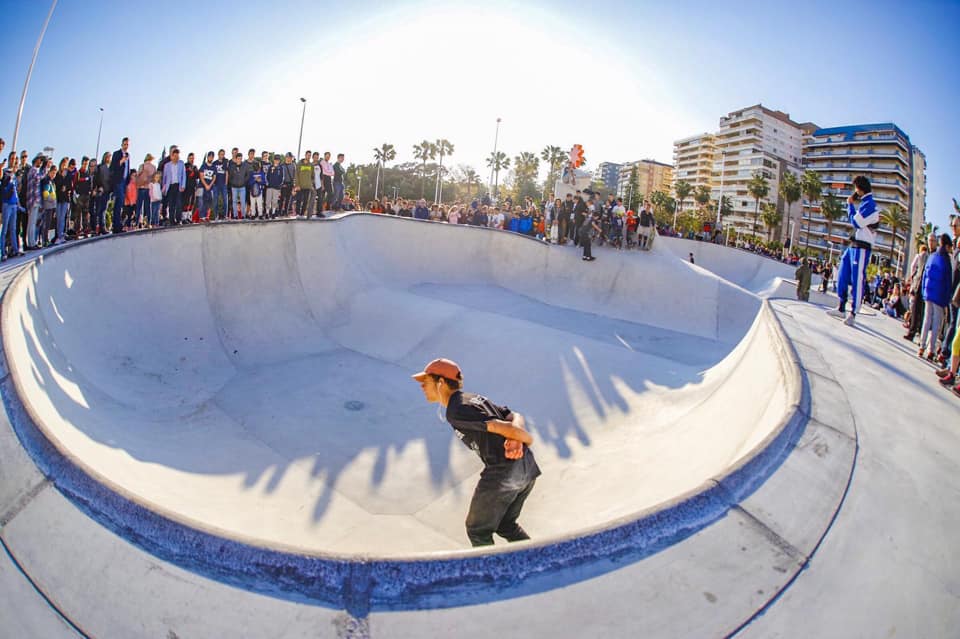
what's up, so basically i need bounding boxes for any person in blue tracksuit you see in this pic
[829,176,879,326]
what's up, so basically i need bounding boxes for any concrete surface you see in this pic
[1,216,788,556]
[0,224,956,637]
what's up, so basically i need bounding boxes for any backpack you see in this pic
[250,179,263,198]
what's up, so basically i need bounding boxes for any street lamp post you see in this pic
[392,186,399,200]
[715,150,727,226]
[296,98,307,159]
[489,117,501,198]
[94,107,104,160]
[357,169,362,207]
[11,0,58,153]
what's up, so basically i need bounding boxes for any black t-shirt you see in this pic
[445,391,540,483]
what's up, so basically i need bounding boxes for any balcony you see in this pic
[805,134,908,149]
[804,149,908,162]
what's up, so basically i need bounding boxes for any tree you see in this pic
[914,221,939,247]
[625,167,641,211]
[760,202,781,242]
[880,203,909,271]
[694,185,711,215]
[800,170,824,250]
[540,145,565,196]
[711,195,734,224]
[486,151,510,200]
[373,143,396,199]
[673,180,693,228]
[412,140,436,198]
[747,171,770,238]
[820,192,845,254]
[434,139,454,204]
[778,172,801,245]
[650,190,675,226]
[512,151,540,200]
[461,166,481,198]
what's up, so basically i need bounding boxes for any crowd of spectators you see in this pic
[0,138,366,258]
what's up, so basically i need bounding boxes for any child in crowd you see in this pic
[39,166,57,247]
[123,170,138,230]
[149,172,162,228]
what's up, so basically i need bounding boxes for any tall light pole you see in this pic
[296,98,307,159]
[11,0,58,153]
[488,117,501,197]
[715,150,728,226]
[94,107,104,160]
[357,168,362,207]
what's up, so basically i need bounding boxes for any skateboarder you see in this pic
[413,358,540,547]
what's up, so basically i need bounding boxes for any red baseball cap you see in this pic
[411,358,462,382]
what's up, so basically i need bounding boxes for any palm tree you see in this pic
[434,139,454,204]
[673,180,693,229]
[540,145,565,194]
[412,140,436,198]
[372,143,396,199]
[880,203,909,272]
[747,171,770,238]
[778,172,801,246]
[462,166,480,198]
[760,202,781,242]
[800,170,824,250]
[914,221,939,247]
[694,185,711,216]
[820,192,846,258]
[486,151,510,200]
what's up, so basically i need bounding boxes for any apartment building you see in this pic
[798,123,926,272]
[594,162,622,193]
[673,133,715,213]
[617,159,674,200]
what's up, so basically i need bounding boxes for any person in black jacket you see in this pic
[109,138,130,233]
[413,358,539,547]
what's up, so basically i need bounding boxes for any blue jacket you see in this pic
[848,192,879,246]
[1,170,19,205]
[162,160,186,195]
[413,205,430,220]
[922,248,954,307]
[266,165,284,189]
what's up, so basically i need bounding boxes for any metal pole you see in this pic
[489,117,501,197]
[11,0,58,153]
[296,98,306,159]
[357,171,362,207]
[715,151,726,226]
[94,107,104,160]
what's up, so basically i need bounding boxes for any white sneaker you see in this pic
[843,313,856,327]
[826,309,845,319]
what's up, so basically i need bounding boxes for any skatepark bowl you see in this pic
[0,214,806,613]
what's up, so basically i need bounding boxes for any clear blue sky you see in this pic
[3,0,957,231]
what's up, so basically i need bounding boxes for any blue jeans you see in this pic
[2,203,20,256]
[333,183,344,210]
[149,201,161,226]
[212,185,228,219]
[199,189,213,219]
[92,194,107,232]
[230,187,246,219]
[56,202,70,240]
[135,188,150,227]
[112,184,125,232]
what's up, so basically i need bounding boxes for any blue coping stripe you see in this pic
[0,242,809,616]
[2,364,808,616]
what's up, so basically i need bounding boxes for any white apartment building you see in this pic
[672,133,715,214]
[799,123,926,272]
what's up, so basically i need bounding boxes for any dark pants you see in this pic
[92,194,107,232]
[322,176,333,210]
[111,183,125,233]
[580,231,592,259]
[572,214,584,245]
[164,188,182,225]
[557,216,568,244]
[907,290,924,337]
[941,305,958,357]
[465,477,535,547]
[280,184,293,216]
[212,185,228,220]
[296,188,315,217]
